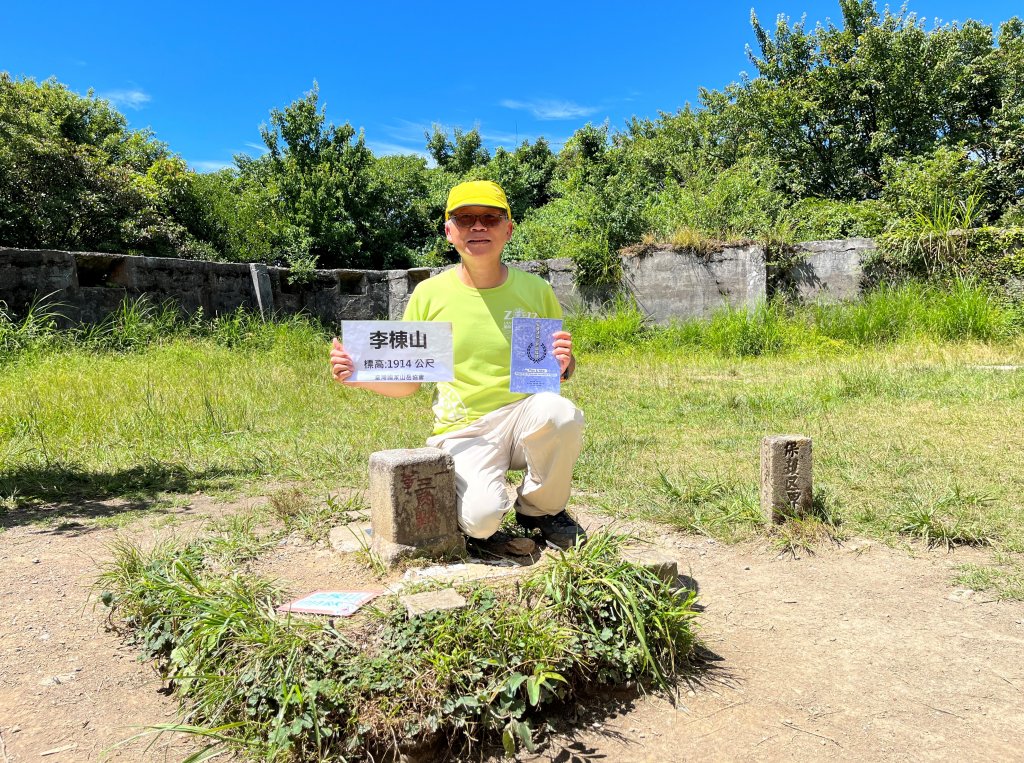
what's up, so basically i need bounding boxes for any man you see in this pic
[329,179,585,556]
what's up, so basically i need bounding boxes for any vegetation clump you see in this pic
[97,530,699,761]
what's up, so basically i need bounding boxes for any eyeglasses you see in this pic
[449,212,508,229]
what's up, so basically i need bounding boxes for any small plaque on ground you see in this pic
[277,590,380,617]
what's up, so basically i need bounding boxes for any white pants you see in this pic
[426,392,585,539]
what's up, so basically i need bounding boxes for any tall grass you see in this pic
[3,281,1017,366]
[567,280,1020,358]
[4,286,1023,571]
[0,296,326,361]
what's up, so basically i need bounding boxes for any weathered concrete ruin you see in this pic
[0,239,872,326]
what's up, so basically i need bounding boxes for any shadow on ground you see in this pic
[0,462,246,531]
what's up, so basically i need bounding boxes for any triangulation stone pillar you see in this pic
[760,435,813,522]
[369,448,465,565]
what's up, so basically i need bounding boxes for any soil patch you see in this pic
[1,499,1022,761]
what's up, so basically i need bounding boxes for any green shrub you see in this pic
[504,194,622,293]
[873,226,1024,291]
[880,146,991,223]
[784,198,887,241]
[646,158,788,242]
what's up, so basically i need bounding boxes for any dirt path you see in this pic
[527,532,1024,762]
[2,500,1022,762]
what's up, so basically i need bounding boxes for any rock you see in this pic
[621,548,679,583]
[328,522,373,554]
[39,673,76,686]
[399,588,467,618]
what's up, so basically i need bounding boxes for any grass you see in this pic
[268,489,366,543]
[96,529,699,760]
[3,285,1018,756]
[2,288,1023,583]
[955,554,1024,600]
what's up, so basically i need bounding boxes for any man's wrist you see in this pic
[561,355,576,381]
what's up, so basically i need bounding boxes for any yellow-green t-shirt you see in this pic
[403,266,563,435]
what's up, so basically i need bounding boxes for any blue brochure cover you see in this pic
[510,317,563,394]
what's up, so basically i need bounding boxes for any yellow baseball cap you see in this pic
[445,180,513,221]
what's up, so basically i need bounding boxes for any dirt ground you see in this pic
[1,497,1022,762]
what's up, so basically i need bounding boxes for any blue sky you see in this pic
[5,1,1021,172]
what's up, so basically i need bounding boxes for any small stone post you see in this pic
[760,435,813,522]
[369,448,465,564]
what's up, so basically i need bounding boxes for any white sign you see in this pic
[342,321,454,383]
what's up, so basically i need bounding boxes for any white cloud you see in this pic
[500,99,598,120]
[243,141,269,154]
[98,88,151,110]
[382,119,434,143]
[189,159,234,173]
[366,141,430,160]
[482,130,526,146]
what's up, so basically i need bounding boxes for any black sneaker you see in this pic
[516,510,587,550]
[466,530,537,558]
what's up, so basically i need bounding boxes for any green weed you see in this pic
[653,472,762,541]
[269,490,365,543]
[894,485,995,550]
[565,296,648,352]
[769,488,845,556]
[97,530,700,760]
[954,553,1024,601]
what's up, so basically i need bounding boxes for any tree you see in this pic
[741,2,1008,200]
[425,125,490,175]
[0,74,212,257]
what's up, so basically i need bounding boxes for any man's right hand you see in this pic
[329,337,421,398]
[330,337,354,383]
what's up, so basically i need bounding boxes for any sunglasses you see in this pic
[448,212,508,229]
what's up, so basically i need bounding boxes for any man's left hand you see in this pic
[552,330,575,380]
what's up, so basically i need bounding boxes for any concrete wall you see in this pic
[1,240,871,327]
[787,238,875,302]
[621,244,767,324]
[0,248,390,327]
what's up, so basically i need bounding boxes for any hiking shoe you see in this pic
[466,530,537,558]
[516,510,587,550]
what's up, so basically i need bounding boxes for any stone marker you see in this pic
[621,548,679,583]
[369,448,465,565]
[399,588,467,618]
[760,435,813,521]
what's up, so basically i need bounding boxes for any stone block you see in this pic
[400,588,467,618]
[621,548,679,583]
[328,522,373,554]
[369,448,465,564]
[760,435,813,521]
[387,268,433,319]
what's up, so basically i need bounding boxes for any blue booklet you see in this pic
[510,317,563,394]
